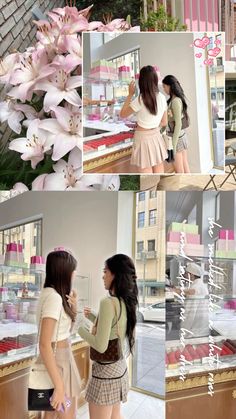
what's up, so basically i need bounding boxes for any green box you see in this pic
[169,222,199,235]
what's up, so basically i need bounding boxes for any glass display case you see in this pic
[0,265,90,366]
[166,256,236,379]
[83,77,135,173]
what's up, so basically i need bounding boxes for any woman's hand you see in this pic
[128,80,136,97]
[50,385,66,412]
[84,306,91,318]
[66,290,78,315]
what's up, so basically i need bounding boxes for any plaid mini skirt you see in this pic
[176,132,188,152]
[85,358,129,405]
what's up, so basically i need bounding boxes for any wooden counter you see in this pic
[166,367,236,419]
[0,341,90,419]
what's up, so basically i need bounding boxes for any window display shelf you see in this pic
[0,266,90,365]
[166,255,236,380]
[83,76,131,86]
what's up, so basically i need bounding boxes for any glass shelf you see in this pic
[83,76,132,86]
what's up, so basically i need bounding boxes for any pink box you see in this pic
[119,66,130,72]
[166,242,204,257]
[88,114,100,121]
[167,232,201,244]
[219,230,234,240]
[6,243,23,252]
[216,239,235,251]
[5,251,24,262]
[91,66,117,74]
[90,71,118,80]
[30,256,45,264]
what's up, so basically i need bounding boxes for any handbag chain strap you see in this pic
[35,293,62,358]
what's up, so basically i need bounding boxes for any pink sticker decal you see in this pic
[204,59,214,66]
[195,53,202,58]
[194,36,210,49]
[215,39,221,46]
[208,47,221,57]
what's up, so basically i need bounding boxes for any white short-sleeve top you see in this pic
[130,92,167,129]
[36,287,71,342]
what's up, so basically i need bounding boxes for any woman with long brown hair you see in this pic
[78,254,138,419]
[120,65,168,173]
[36,250,81,419]
[162,75,190,173]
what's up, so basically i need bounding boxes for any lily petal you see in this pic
[52,133,77,160]
[43,172,67,190]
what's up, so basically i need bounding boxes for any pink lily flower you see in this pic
[49,5,94,20]
[41,147,120,191]
[39,105,82,160]
[9,119,54,168]
[0,100,36,134]
[9,49,56,102]
[35,67,81,112]
[0,53,19,84]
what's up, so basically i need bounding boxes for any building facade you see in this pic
[144,0,222,30]
[135,191,165,304]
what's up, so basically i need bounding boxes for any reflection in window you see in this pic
[0,219,42,265]
[208,33,225,169]
[226,80,236,139]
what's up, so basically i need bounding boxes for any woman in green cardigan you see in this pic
[78,254,138,419]
[162,75,190,173]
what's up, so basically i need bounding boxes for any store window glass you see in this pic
[133,192,165,398]
[138,192,146,202]
[109,49,140,79]
[148,239,155,251]
[226,79,236,141]
[216,193,220,221]
[149,209,157,226]
[138,212,145,228]
[207,33,225,169]
[0,219,42,265]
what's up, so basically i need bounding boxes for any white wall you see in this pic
[85,32,214,173]
[0,192,134,310]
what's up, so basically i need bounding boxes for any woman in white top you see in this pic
[120,65,168,173]
[36,250,81,418]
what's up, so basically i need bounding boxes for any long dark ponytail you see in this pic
[139,65,159,115]
[162,74,189,121]
[105,254,138,354]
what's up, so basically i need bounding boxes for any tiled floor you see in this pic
[77,390,165,419]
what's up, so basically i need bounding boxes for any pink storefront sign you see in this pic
[184,0,219,31]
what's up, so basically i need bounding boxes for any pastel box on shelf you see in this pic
[5,260,28,268]
[167,242,204,257]
[215,250,236,259]
[6,243,23,252]
[219,229,234,240]
[167,231,201,244]
[30,256,45,272]
[168,222,199,235]
[216,239,235,251]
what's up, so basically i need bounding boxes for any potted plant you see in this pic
[141,5,187,31]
